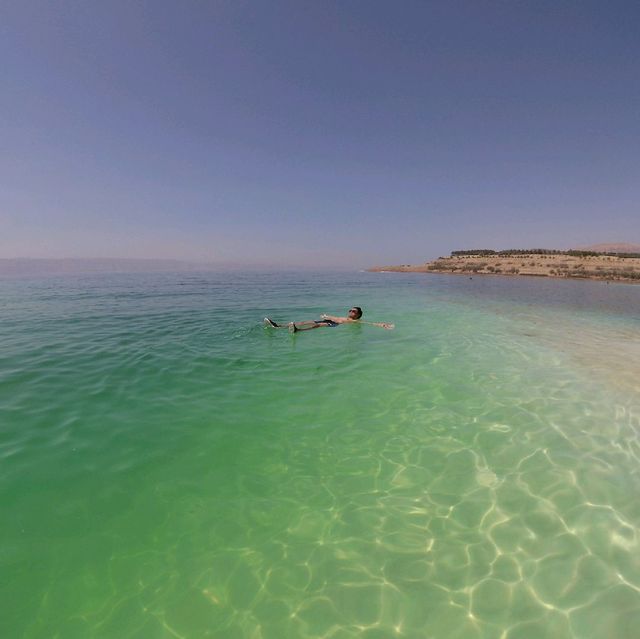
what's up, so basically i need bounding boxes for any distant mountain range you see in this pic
[573,243,640,253]
[0,258,216,277]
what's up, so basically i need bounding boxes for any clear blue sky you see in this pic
[2,1,639,267]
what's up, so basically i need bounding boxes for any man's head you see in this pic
[348,306,363,319]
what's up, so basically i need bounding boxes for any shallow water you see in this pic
[1,271,639,638]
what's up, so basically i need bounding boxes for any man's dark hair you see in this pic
[352,306,363,319]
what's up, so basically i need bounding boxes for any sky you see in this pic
[1,1,639,268]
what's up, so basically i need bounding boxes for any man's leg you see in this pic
[265,318,328,332]
[289,321,329,332]
[266,318,318,329]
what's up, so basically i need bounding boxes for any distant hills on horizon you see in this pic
[573,242,640,253]
[2,244,639,276]
[0,257,346,277]
[0,257,235,277]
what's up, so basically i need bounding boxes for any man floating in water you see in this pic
[264,306,394,332]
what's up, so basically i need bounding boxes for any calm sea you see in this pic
[1,271,639,639]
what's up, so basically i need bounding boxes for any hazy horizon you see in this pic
[0,256,370,276]
[2,2,639,268]
[4,238,640,278]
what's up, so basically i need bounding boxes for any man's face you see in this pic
[348,308,359,319]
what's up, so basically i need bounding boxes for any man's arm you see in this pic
[363,321,395,329]
[321,314,394,329]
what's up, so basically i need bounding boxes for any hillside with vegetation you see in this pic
[369,248,640,283]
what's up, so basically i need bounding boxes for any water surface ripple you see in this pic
[1,272,639,638]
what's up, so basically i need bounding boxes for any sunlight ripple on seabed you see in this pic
[1,272,639,638]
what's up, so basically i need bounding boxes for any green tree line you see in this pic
[450,249,640,258]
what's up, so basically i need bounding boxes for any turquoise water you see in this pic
[1,271,640,639]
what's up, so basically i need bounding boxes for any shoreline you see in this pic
[368,253,640,284]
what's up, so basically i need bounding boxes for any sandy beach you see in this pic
[369,252,640,283]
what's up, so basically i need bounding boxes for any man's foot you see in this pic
[288,322,298,333]
[264,318,279,328]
